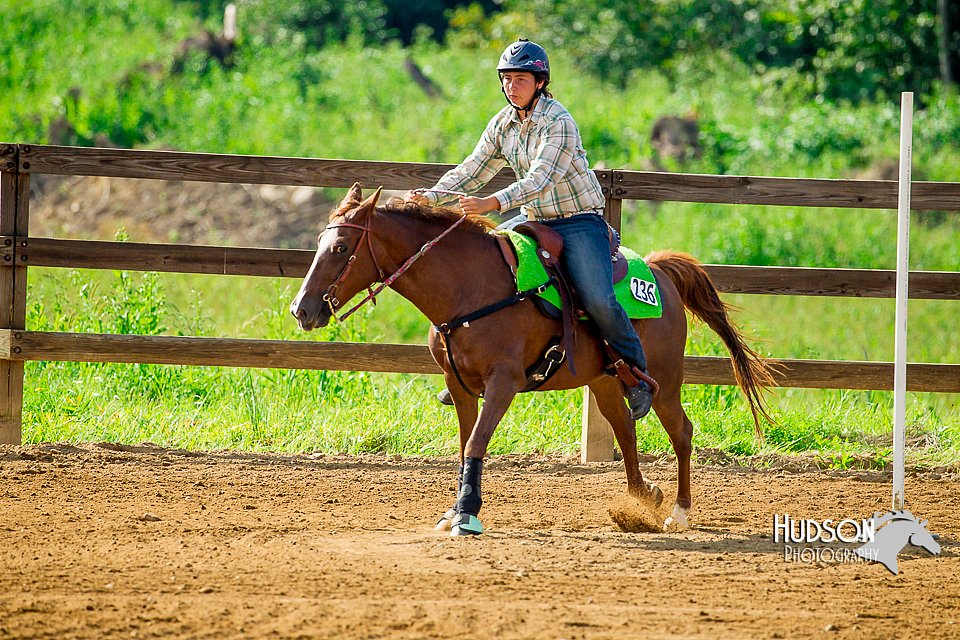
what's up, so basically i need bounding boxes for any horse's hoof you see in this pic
[645,481,664,508]
[450,513,484,537]
[435,508,456,532]
[664,504,691,531]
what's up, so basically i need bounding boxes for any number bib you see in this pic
[630,277,658,306]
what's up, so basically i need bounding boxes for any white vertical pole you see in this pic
[893,91,913,510]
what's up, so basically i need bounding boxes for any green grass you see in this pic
[21,263,960,469]
[4,1,960,466]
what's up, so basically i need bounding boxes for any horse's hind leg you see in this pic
[589,377,664,508]
[652,388,694,529]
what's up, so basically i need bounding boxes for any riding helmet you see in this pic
[497,38,550,79]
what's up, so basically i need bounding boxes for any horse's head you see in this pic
[290,182,382,330]
[909,520,942,556]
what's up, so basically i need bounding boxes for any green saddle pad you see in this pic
[502,230,663,320]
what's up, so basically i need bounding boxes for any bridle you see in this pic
[320,219,384,320]
[319,210,469,322]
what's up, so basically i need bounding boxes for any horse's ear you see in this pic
[358,186,383,212]
[342,182,363,207]
[330,182,366,221]
[363,186,383,209]
[921,519,929,527]
[343,186,382,221]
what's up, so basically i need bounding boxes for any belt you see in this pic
[532,207,604,222]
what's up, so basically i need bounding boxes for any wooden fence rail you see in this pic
[6,237,960,299]
[1,330,957,393]
[1,143,958,454]
[13,144,960,210]
[611,169,960,210]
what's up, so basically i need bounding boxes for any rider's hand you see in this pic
[404,190,430,206]
[458,195,501,216]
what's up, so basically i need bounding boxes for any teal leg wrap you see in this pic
[450,458,485,536]
[450,513,485,536]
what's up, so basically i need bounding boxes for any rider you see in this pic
[406,38,653,421]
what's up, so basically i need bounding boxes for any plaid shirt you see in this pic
[424,97,605,220]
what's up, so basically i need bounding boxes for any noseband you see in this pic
[321,211,469,322]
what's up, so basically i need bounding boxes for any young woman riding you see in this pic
[406,38,654,420]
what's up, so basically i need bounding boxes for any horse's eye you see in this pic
[333,243,347,254]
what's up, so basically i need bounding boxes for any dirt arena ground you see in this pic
[1,443,958,639]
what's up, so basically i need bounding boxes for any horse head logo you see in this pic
[855,510,941,575]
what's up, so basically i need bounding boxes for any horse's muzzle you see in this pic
[290,297,331,331]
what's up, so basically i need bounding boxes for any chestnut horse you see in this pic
[291,184,775,534]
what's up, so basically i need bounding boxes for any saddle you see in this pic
[494,220,641,386]
[509,221,629,284]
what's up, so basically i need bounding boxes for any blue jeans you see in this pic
[541,213,647,371]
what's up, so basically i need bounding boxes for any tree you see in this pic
[486,0,958,100]
[938,0,960,86]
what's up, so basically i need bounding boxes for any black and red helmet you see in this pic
[497,38,550,80]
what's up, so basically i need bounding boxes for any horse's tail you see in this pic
[646,250,778,436]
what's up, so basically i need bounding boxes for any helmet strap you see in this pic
[500,78,545,117]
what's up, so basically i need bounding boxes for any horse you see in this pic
[290,183,776,535]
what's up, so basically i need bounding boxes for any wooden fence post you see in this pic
[0,144,28,444]
[580,174,621,462]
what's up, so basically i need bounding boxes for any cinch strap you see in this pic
[437,278,556,336]
[435,278,557,398]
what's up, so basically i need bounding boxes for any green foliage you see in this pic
[461,0,959,102]
[20,261,960,464]
[0,1,196,145]
[3,1,960,463]
[380,0,501,44]
[6,1,960,179]
[233,0,500,48]
[774,0,951,102]
[26,269,385,449]
[238,0,390,49]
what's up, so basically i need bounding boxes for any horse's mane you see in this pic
[380,197,496,233]
[328,196,495,234]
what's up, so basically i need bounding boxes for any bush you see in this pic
[238,0,389,49]
[455,0,959,102]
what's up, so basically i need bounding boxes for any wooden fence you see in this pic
[1,143,958,459]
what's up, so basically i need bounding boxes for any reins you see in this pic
[323,206,564,399]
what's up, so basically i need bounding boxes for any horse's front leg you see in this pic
[435,374,479,532]
[449,371,521,537]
